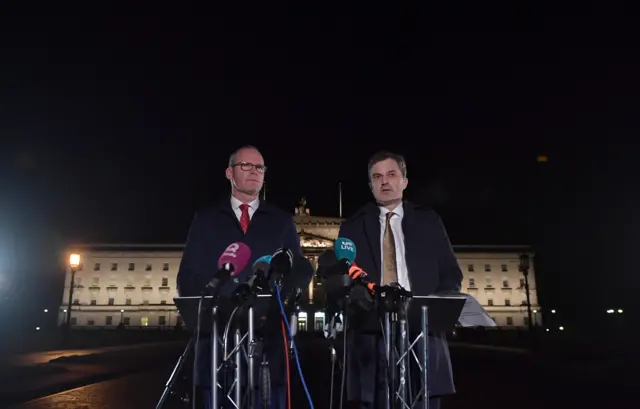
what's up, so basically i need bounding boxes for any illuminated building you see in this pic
[58,200,541,330]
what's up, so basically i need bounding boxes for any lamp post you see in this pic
[66,253,81,328]
[519,253,534,334]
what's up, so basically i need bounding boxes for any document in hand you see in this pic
[427,293,497,327]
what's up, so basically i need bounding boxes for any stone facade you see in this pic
[59,200,541,330]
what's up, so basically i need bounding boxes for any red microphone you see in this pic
[205,242,252,292]
[348,264,377,295]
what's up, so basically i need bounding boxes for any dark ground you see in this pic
[4,334,637,409]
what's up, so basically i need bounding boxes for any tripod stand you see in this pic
[161,297,258,409]
[321,275,357,409]
[156,334,196,409]
[379,285,412,409]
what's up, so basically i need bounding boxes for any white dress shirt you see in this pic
[230,196,259,222]
[379,203,411,291]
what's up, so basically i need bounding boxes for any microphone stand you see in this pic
[321,274,353,409]
[379,285,412,409]
[155,285,223,409]
[231,278,267,409]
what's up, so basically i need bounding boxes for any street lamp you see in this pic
[66,253,81,328]
[519,253,534,334]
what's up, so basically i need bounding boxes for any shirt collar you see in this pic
[231,195,260,211]
[378,202,404,219]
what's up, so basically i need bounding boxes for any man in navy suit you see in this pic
[338,151,463,409]
[177,145,302,409]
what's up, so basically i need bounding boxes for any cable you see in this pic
[275,285,315,409]
[339,314,347,409]
[223,307,240,359]
[281,319,291,409]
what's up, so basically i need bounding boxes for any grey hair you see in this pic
[367,151,408,181]
[228,145,262,167]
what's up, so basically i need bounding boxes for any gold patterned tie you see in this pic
[383,212,398,285]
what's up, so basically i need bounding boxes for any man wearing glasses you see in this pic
[177,145,302,409]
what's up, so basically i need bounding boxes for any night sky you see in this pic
[1,4,639,334]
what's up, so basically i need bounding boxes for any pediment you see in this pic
[298,231,334,248]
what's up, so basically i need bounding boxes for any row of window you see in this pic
[486,299,529,306]
[69,313,529,328]
[75,277,170,287]
[73,299,170,306]
[69,315,182,326]
[76,262,525,274]
[466,264,513,272]
[468,278,527,288]
[71,298,528,308]
[76,262,172,272]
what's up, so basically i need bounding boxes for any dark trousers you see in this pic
[200,386,286,409]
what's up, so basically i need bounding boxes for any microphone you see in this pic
[335,237,356,262]
[249,255,271,294]
[232,255,271,305]
[348,264,377,295]
[280,256,314,307]
[334,237,357,274]
[316,249,351,296]
[267,248,294,285]
[204,242,251,294]
[317,249,342,279]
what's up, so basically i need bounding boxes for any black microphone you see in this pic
[317,249,342,279]
[232,255,271,305]
[317,249,352,296]
[280,256,314,307]
[267,248,294,285]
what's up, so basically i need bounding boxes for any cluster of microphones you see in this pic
[201,242,314,309]
[199,237,409,338]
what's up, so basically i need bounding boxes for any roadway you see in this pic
[1,342,181,366]
[3,342,636,409]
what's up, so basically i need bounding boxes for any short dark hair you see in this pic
[368,151,407,181]
[228,145,262,167]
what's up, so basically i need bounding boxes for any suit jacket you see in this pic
[338,201,462,402]
[177,197,302,387]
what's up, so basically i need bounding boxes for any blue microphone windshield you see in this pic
[253,255,272,266]
[334,237,357,263]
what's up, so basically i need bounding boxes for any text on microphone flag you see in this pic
[334,237,357,263]
[217,242,251,275]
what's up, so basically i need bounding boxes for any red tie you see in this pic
[239,204,250,234]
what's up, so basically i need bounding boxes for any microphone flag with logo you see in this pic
[334,237,356,265]
[205,242,252,293]
[218,242,252,272]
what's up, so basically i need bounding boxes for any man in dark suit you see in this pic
[338,151,463,409]
[177,145,302,409]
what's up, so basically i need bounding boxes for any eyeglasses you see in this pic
[231,162,267,173]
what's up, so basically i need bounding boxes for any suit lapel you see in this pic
[401,202,419,285]
[217,199,242,232]
[362,204,382,283]
[246,201,270,234]
[218,197,272,235]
